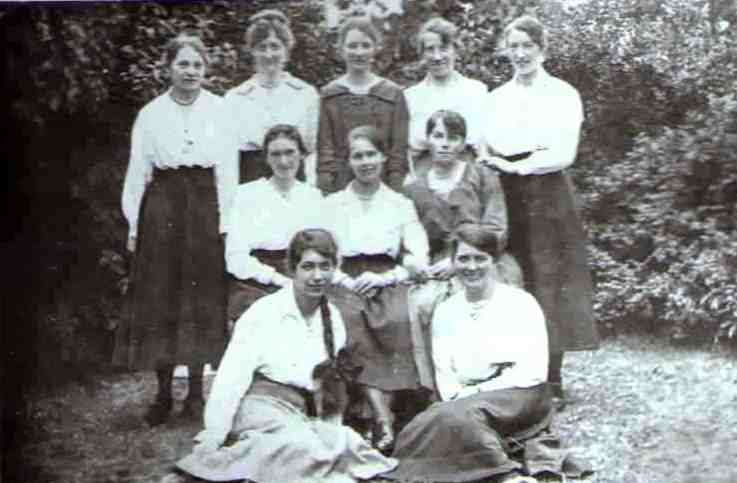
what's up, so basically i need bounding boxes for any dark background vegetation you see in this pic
[4,0,737,479]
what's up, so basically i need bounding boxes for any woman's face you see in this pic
[341,28,377,74]
[253,30,287,76]
[428,120,465,168]
[420,32,455,81]
[170,45,206,94]
[293,249,336,299]
[506,28,544,77]
[454,241,494,292]
[266,135,302,183]
[349,137,385,185]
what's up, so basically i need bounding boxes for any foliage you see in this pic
[9,0,737,389]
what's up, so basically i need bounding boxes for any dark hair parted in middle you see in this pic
[348,125,388,154]
[246,9,295,51]
[504,15,547,50]
[426,109,467,140]
[263,124,309,156]
[337,16,383,48]
[450,224,501,259]
[164,33,209,66]
[287,229,340,273]
[416,17,458,55]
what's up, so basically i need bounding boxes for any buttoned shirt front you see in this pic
[197,286,347,446]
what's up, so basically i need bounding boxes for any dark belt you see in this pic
[247,373,311,414]
[501,151,533,162]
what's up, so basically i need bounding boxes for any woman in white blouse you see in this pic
[325,125,430,452]
[170,229,397,483]
[404,17,488,181]
[225,124,323,325]
[224,9,320,184]
[480,16,598,404]
[114,34,237,426]
[385,225,588,483]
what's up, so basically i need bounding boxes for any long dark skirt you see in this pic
[329,255,423,391]
[502,172,599,352]
[113,167,227,371]
[385,384,586,482]
[227,249,288,322]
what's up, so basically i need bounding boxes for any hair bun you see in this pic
[250,9,290,27]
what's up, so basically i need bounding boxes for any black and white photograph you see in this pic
[4,0,737,482]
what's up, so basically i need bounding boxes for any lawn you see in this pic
[11,334,737,483]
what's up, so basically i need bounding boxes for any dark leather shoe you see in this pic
[372,419,395,454]
[145,398,173,426]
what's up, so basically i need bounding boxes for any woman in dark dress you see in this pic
[317,17,409,194]
[481,16,599,402]
[385,225,589,483]
[115,34,237,426]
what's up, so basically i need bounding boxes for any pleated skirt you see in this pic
[113,167,227,370]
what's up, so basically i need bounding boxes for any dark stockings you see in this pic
[547,351,564,398]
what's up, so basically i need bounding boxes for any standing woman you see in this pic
[226,124,324,325]
[115,34,237,425]
[481,16,598,402]
[404,17,488,180]
[325,125,430,452]
[224,9,320,184]
[318,17,409,194]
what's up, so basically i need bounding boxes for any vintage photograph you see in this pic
[4,0,737,482]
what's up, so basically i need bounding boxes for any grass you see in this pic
[10,335,737,483]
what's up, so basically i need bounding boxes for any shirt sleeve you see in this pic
[196,306,264,446]
[397,200,430,281]
[121,108,154,239]
[214,102,239,234]
[225,189,282,285]
[386,91,410,191]
[317,97,338,194]
[302,87,320,154]
[431,306,464,401]
[465,80,490,150]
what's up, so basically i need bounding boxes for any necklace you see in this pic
[170,90,199,106]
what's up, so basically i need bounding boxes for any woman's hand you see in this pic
[126,235,137,253]
[273,273,291,288]
[428,258,454,280]
[480,156,520,175]
[352,272,389,295]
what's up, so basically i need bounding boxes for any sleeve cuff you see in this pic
[194,428,228,447]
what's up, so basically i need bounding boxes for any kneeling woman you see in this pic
[385,225,586,483]
[173,229,397,482]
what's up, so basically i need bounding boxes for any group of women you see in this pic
[115,9,597,483]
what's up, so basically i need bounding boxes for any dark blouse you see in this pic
[404,162,508,261]
[317,78,409,194]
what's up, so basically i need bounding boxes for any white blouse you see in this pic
[224,72,320,153]
[404,71,488,151]
[432,283,549,401]
[225,179,324,284]
[483,69,584,176]
[323,183,430,281]
[197,285,347,446]
[121,89,238,238]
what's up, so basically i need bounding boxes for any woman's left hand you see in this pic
[352,272,388,295]
[480,156,520,175]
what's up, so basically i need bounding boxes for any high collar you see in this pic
[422,69,463,89]
[512,66,552,90]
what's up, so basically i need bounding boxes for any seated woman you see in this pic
[169,229,397,483]
[403,109,521,391]
[384,225,588,483]
[324,125,430,452]
[225,124,323,326]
